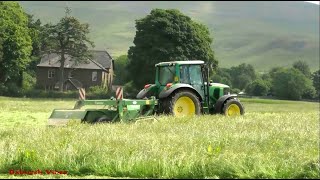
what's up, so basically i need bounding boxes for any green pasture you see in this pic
[0,96,318,178]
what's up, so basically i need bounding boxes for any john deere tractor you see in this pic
[48,60,244,125]
[136,60,244,116]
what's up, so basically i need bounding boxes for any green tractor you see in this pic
[48,60,244,125]
[136,60,244,116]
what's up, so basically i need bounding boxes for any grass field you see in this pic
[0,96,319,178]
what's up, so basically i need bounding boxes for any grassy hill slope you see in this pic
[19,1,319,71]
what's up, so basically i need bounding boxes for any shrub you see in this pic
[22,72,36,91]
[0,83,8,96]
[123,81,139,98]
[272,68,315,100]
[6,82,23,97]
[86,86,110,99]
[231,88,241,94]
[245,79,270,96]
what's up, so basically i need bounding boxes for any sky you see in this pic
[305,1,320,5]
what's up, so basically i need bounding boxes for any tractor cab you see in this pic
[154,61,205,98]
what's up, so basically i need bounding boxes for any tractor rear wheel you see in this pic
[166,90,201,117]
[222,99,244,116]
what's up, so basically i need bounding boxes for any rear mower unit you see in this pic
[48,60,245,125]
[48,97,157,125]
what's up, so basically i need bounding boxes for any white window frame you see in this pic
[48,70,55,79]
[92,71,97,82]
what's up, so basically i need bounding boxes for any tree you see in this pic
[0,2,32,86]
[211,68,232,87]
[26,13,44,75]
[292,60,312,78]
[127,9,217,89]
[245,78,270,96]
[0,37,3,64]
[229,63,256,90]
[42,7,94,91]
[113,55,129,85]
[272,68,315,100]
[312,70,320,98]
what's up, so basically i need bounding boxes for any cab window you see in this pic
[159,66,175,85]
[180,65,203,85]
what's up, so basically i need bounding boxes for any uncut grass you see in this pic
[0,111,318,178]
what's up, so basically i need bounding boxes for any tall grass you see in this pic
[0,97,319,178]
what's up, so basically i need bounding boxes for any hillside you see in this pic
[19,1,319,71]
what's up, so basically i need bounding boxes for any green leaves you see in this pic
[128,9,217,89]
[0,2,32,85]
[272,68,316,100]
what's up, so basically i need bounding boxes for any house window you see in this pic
[48,70,55,79]
[92,71,97,81]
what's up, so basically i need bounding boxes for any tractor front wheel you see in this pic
[222,99,245,116]
[166,90,201,117]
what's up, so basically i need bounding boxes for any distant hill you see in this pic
[20,1,319,71]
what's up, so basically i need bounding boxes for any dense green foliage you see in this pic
[245,78,270,96]
[272,68,315,100]
[127,9,217,89]
[25,14,44,76]
[211,68,232,87]
[229,63,256,90]
[113,55,129,85]
[312,70,320,98]
[0,2,32,86]
[293,60,312,78]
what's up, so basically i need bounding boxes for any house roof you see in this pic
[37,50,113,70]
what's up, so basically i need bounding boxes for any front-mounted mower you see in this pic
[48,60,244,125]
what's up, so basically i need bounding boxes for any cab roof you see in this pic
[155,60,204,67]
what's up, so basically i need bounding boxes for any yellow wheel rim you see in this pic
[173,97,195,117]
[226,104,241,116]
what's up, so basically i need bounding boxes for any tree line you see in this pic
[211,61,319,100]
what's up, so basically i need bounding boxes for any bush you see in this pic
[272,68,315,100]
[231,88,241,94]
[245,79,270,96]
[302,86,316,99]
[6,82,23,97]
[86,86,110,99]
[0,83,8,96]
[123,81,139,98]
[22,72,36,91]
[113,55,129,85]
